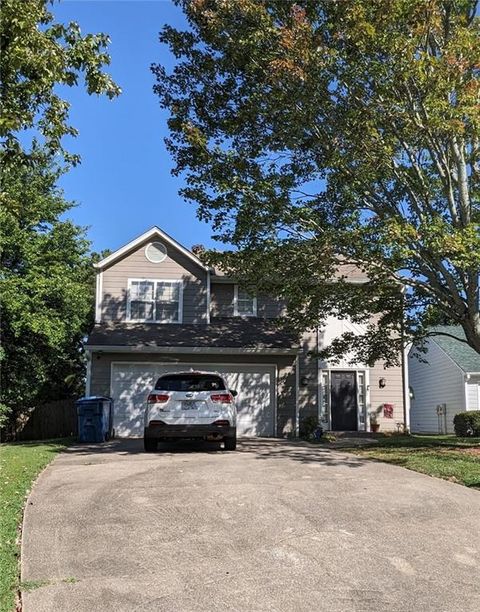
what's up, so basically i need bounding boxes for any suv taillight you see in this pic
[210,393,233,404]
[147,393,169,403]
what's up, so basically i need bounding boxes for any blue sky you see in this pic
[53,0,219,254]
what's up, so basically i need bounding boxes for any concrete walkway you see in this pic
[22,438,480,612]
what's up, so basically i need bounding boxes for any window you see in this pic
[155,282,180,322]
[357,371,366,428]
[155,374,226,392]
[127,279,182,323]
[320,371,330,423]
[234,286,257,317]
[145,241,167,263]
[129,280,154,321]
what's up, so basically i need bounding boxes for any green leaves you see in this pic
[0,159,95,430]
[155,0,480,359]
[0,0,120,177]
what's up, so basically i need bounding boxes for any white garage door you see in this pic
[110,362,276,438]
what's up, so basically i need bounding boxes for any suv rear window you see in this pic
[155,374,226,392]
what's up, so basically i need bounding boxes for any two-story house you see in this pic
[86,226,407,438]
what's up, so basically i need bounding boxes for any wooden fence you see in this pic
[13,398,78,441]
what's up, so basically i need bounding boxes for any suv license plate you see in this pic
[182,400,199,410]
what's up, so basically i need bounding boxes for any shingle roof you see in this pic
[86,318,299,351]
[430,326,480,373]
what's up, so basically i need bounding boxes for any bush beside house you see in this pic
[453,411,480,437]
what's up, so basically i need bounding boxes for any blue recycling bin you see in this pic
[76,397,114,443]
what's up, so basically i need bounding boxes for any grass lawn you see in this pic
[344,435,480,489]
[0,439,70,612]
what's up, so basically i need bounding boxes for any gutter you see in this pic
[85,345,300,356]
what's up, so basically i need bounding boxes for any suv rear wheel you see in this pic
[144,438,158,453]
[224,436,237,451]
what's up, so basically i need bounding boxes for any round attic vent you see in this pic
[145,241,167,263]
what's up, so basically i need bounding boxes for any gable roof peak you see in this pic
[94,226,211,271]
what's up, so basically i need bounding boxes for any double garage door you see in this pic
[111,362,276,438]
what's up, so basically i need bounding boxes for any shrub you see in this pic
[300,415,323,440]
[323,433,337,443]
[453,411,480,437]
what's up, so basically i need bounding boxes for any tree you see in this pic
[0,0,120,429]
[1,0,120,174]
[153,0,480,363]
[1,156,95,430]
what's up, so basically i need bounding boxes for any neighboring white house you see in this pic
[409,326,480,434]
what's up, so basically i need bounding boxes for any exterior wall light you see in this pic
[378,377,386,388]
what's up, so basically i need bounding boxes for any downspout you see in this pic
[317,326,321,424]
[295,355,300,437]
[85,351,92,397]
[402,344,411,433]
[206,269,211,324]
[400,287,410,432]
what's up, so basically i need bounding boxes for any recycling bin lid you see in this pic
[76,396,112,404]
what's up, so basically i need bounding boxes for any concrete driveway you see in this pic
[22,439,480,612]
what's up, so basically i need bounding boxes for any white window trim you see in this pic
[318,370,330,427]
[318,367,369,431]
[356,370,368,432]
[144,241,167,264]
[126,278,183,324]
[233,285,257,317]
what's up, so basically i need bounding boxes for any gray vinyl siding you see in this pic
[210,283,234,317]
[90,351,297,437]
[100,241,207,324]
[297,329,319,423]
[260,294,285,318]
[409,339,465,434]
[210,283,285,319]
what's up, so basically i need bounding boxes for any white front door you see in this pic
[111,362,276,437]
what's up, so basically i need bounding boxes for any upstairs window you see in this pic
[145,241,167,263]
[234,285,257,317]
[127,279,182,323]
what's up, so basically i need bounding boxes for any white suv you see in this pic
[144,371,237,452]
